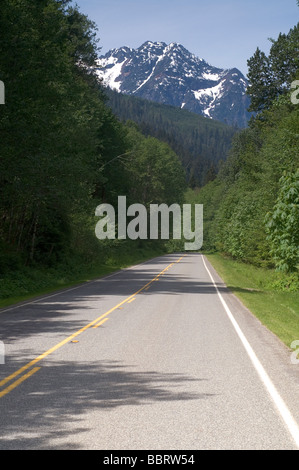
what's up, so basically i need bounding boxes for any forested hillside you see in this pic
[188,21,299,280]
[105,88,237,187]
[0,0,186,299]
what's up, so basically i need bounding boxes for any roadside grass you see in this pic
[0,264,116,309]
[205,252,299,349]
[0,243,165,310]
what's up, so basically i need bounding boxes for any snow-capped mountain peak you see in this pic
[95,41,251,127]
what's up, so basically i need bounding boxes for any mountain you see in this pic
[95,41,251,128]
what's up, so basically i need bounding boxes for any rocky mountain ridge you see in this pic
[95,41,251,127]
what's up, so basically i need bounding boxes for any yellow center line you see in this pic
[0,367,41,399]
[92,317,110,329]
[0,255,186,397]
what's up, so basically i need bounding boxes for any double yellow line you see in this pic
[0,255,186,399]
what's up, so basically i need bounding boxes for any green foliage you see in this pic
[269,272,299,292]
[247,23,299,113]
[1,0,298,303]
[247,48,274,113]
[265,170,299,272]
[105,88,237,187]
[185,18,299,276]
[0,239,165,304]
[186,92,299,275]
[123,124,186,207]
[0,0,104,263]
[0,0,187,296]
[206,253,299,347]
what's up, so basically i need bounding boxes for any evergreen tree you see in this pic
[247,23,299,113]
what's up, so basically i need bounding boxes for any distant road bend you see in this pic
[0,253,299,450]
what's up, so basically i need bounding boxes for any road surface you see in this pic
[0,253,299,450]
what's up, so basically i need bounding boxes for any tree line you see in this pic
[189,17,299,274]
[0,0,186,274]
[106,88,237,187]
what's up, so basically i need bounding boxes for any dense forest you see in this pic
[0,0,186,298]
[0,0,298,300]
[105,88,237,187]
[188,20,299,280]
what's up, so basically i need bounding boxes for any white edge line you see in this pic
[201,254,299,449]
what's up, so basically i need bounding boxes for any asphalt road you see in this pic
[0,252,299,450]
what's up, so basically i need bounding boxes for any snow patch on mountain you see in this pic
[202,72,221,81]
[193,81,225,117]
[100,60,126,91]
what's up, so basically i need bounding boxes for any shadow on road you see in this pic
[0,359,215,449]
[0,253,259,342]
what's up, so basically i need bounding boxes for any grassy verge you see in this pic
[0,242,165,309]
[205,252,299,349]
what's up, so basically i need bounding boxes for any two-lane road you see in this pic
[0,253,299,450]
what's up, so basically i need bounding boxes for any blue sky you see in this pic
[72,0,298,75]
